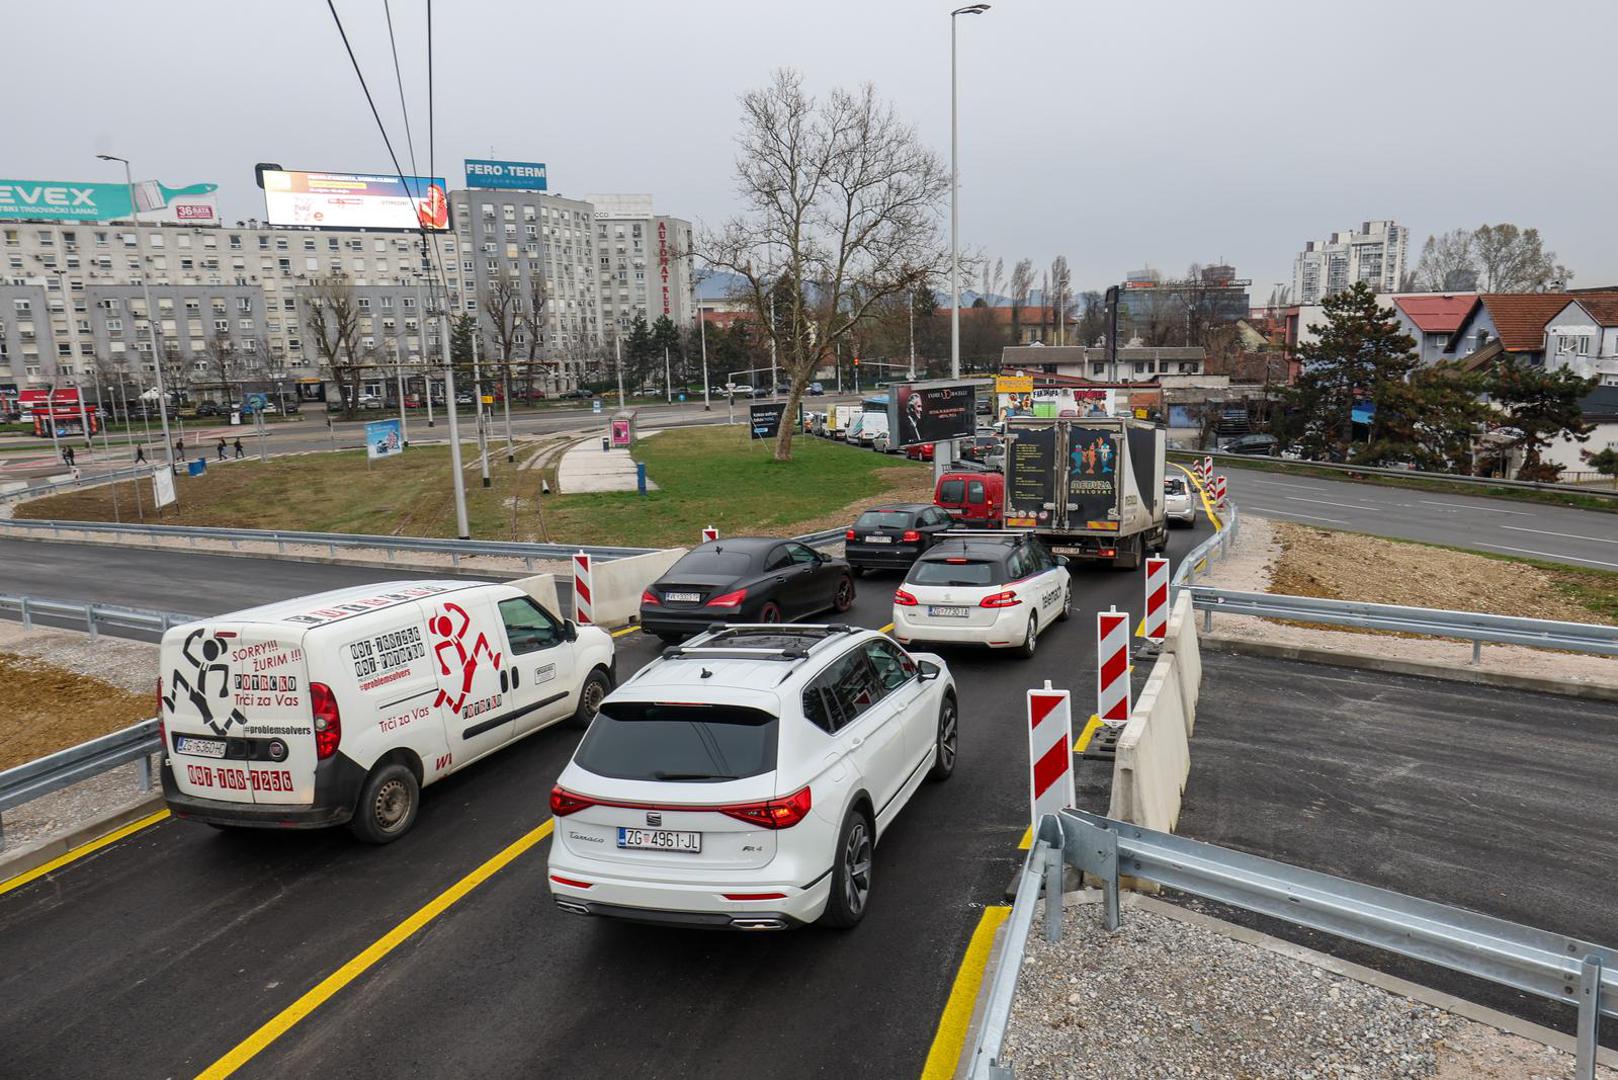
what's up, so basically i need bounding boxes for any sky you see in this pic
[6,0,1616,299]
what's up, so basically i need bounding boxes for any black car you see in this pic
[639,538,855,642]
[844,503,956,575]
[194,402,223,417]
[1223,433,1279,456]
[958,435,1001,463]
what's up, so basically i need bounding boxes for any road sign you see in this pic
[1027,681,1075,829]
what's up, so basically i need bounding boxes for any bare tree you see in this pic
[979,257,1004,309]
[701,69,948,459]
[1008,258,1036,344]
[481,274,522,404]
[1411,229,1477,292]
[203,331,239,409]
[1048,256,1072,344]
[303,274,364,419]
[518,275,549,396]
[1473,224,1571,292]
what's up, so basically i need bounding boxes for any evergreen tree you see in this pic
[1488,359,1596,481]
[1286,282,1418,461]
[650,315,680,391]
[1365,362,1493,471]
[449,314,477,389]
[624,315,655,390]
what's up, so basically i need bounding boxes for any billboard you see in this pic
[997,387,1115,423]
[0,178,218,223]
[888,381,977,448]
[366,418,404,460]
[464,159,547,191]
[262,170,449,231]
[748,401,800,440]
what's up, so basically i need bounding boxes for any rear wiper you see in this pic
[650,771,739,781]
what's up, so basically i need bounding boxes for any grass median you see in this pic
[14,425,931,549]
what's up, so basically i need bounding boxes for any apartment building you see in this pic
[582,194,696,338]
[1291,220,1409,304]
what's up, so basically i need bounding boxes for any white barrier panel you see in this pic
[512,573,562,620]
[702,526,719,543]
[589,547,688,627]
[1027,681,1075,830]
[1160,590,1200,733]
[1143,557,1170,643]
[1214,474,1227,505]
[1107,654,1192,833]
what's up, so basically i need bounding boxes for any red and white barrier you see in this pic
[1027,680,1075,828]
[1143,557,1170,643]
[572,551,594,625]
[1097,606,1132,723]
[1213,474,1227,506]
[701,525,719,543]
[1202,455,1213,484]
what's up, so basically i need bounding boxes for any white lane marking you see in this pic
[1417,499,1531,516]
[1251,478,1331,491]
[1499,525,1618,546]
[1477,543,1618,570]
[1247,505,1349,524]
[1285,495,1379,510]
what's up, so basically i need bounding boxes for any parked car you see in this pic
[1222,433,1279,456]
[638,538,856,643]
[547,624,957,929]
[558,388,590,400]
[905,442,935,462]
[844,504,958,576]
[358,395,384,411]
[194,402,223,417]
[809,382,825,396]
[158,580,615,843]
[728,384,754,398]
[891,532,1071,658]
[1164,475,1197,527]
[934,469,1004,529]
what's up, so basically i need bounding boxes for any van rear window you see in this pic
[938,480,965,503]
[573,702,778,782]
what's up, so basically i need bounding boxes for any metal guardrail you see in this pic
[0,718,161,850]
[1170,449,1618,501]
[0,462,155,502]
[968,809,1616,1080]
[1170,502,1239,589]
[0,593,189,640]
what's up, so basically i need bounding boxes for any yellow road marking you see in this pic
[196,817,556,1080]
[919,904,1012,1080]
[1073,714,1104,754]
[879,622,895,634]
[1134,616,1145,637]
[1018,825,1032,850]
[610,625,641,638]
[0,808,170,899]
[1175,462,1223,532]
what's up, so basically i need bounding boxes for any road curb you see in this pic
[0,794,165,886]
[1202,634,1618,702]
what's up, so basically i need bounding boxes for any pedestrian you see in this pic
[61,446,74,467]
[175,438,184,459]
[134,444,146,464]
[233,438,244,459]
[217,437,227,461]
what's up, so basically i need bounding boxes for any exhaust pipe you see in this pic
[554,899,591,916]
[730,917,787,931]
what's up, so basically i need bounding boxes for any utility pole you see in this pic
[393,343,409,447]
[698,305,711,411]
[416,277,434,427]
[502,366,514,463]
[948,4,990,468]
[908,296,917,380]
[664,346,672,404]
[438,303,471,539]
[615,332,626,406]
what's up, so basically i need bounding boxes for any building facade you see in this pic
[582,195,696,338]
[1291,220,1409,304]
[1117,265,1251,345]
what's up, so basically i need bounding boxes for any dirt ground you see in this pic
[784,465,938,536]
[0,652,153,771]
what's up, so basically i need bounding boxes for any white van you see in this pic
[157,580,615,843]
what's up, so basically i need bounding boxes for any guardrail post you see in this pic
[0,810,6,851]
[1575,955,1601,1080]
[85,605,99,642]
[52,522,60,537]
[1471,639,1482,666]
[20,596,31,631]
[524,557,534,571]
[137,753,153,793]
[1043,844,1064,943]
[275,534,285,554]
[1203,606,1213,633]
[328,540,336,557]
[452,551,461,568]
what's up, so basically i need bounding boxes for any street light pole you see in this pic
[99,153,177,499]
[947,3,989,474]
[471,328,490,488]
[437,302,471,539]
[416,277,434,427]
[698,304,710,411]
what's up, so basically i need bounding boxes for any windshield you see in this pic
[675,551,755,576]
[573,702,778,782]
[855,510,914,530]
[909,558,1001,587]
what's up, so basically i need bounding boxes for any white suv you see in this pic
[547,625,957,930]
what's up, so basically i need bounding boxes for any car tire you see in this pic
[928,695,958,781]
[1056,585,1072,622]
[832,574,854,614]
[850,566,865,579]
[819,805,874,929]
[1018,611,1039,658]
[759,601,783,623]
[571,668,611,729]
[348,762,419,844]
[654,632,683,645]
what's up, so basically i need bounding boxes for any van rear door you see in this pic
[161,623,312,806]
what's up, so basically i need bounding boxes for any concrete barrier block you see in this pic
[1108,654,1191,835]
[1162,591,1200,733]
[512,573,562,619]
[590,547,687,626]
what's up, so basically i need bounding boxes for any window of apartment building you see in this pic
[106,318,122,332]
[304,257,318,272]
[179,258,194,271]
[276,237,289,250]
[462,259,474,273]
[523,206,536,222]
[213,318,229,331]
[236,297,252,313]
[36,230,54,246]
[7,255,21,270]
[502,205,515,220]
[150,256,166,270]
[302,239,316,251]
[229,234,242,250]
[282,297,296,311]
[184,298,200,313]
[481,204,495,219]
[239,318,254,332]
[402,295,416,310]
[358,297,371,310]
[257,236,270,250]
[147,233,165,249]
[2,228,18,246]
[279,258,292,272]
[324,238,338,252]
[121,232,137,248]
[176,234,192,249]
[12,299,30,314]
[352,258,366,272]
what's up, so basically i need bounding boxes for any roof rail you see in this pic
[654,624,862,664]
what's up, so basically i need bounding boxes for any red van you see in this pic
[934,469,1003,528]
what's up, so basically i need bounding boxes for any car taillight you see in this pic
[719,785,812,829]
[550,785,596,816]
[901,530,921,542]
[641,589,660,606]
[310,681,341,759]
[706,588,747,609]
[980,589,1022,608]
[845,528,857,540]
[893,588,919,607]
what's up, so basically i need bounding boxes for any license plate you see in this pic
[1052,546,1087,556]
[617,827,702,852]
[175,734,227,758]
[864,535,892,544]
[928,605,970,618]
[664,592,701,603]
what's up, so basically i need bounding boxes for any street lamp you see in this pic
[97,153,176,488]
[949,2,989,472]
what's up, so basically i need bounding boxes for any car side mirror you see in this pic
[563,620,578,642]
[817,550,830,562]
[917,660,941,681]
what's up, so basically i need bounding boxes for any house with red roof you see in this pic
[1390,294,1475,364]
[1542,296,1618,385]
[1443,291,1618,373]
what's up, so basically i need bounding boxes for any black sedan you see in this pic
[843,503,957,575]
[639,538,855,642]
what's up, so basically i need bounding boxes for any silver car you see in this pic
[1164,476,1197,527]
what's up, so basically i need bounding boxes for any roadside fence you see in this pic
[0,718,161,852]
[1168,449,1618,502]
[0,593,188,641]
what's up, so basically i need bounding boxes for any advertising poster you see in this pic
[1067,425,1121,526]
[997,387,1115,423]
[262,170,449,231]
[464,159,548,191]
[749,401,799,440]
[366,418,404,460]
[0,178,218,223]
[152,467,177,509]
[610,419,631,447]
[1005,426,1056,524]
[891,383,975,447]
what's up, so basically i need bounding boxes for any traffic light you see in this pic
[852,357,860,367]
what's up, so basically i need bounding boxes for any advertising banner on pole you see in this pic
[888,381,977,448]
[0,178,218,223]
[152,468,177,509]
[366,418,404,460]
[748,401,800,440]
[463,159,548,191]
[261,170,449,231]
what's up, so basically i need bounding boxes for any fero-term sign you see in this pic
[464,159,548,191]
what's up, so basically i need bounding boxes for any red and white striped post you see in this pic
[1213,474,1227,506]
[701,525,719,543]
[1143,557,1170,644]
[1202,455,1213,485]
[1027,680,1075,829]
[572,551,594,625]
[1097,606,1132,723]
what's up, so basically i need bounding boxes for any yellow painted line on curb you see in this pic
[1018,825,1032,851]
[0,808,170,899]
[610,625,641,638]
[196,817,555,1080]
[879,622,895,634]
[1175,461,1223,532]
[1073,714,1104,754]
[918,904,1012,1080]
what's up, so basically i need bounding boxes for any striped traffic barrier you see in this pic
[1214,474,1227,506]
[1027,680,1075,829]
[573,551,594,625]
[1143,557,1170,643]
[1097,606,1132,724]
[1202,455,1213,484]
[702,525,719,543]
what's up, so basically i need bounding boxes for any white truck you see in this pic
[1000,416,1167,568]
[157,580,615,842]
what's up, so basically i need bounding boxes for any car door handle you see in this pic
[773,575,786,583]
[848,736,864,749]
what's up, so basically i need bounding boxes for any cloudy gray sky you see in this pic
[8,0,1615,296]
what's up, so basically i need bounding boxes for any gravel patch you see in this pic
[0,621,157,694]
[1004,900,1614,1080]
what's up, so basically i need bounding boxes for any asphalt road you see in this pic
[0,514,1216,1078]
[1170,650,1618,1048]
[1219,462,1618,570]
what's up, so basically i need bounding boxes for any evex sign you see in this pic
[0,178,220,222]
[0,183,96,209]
